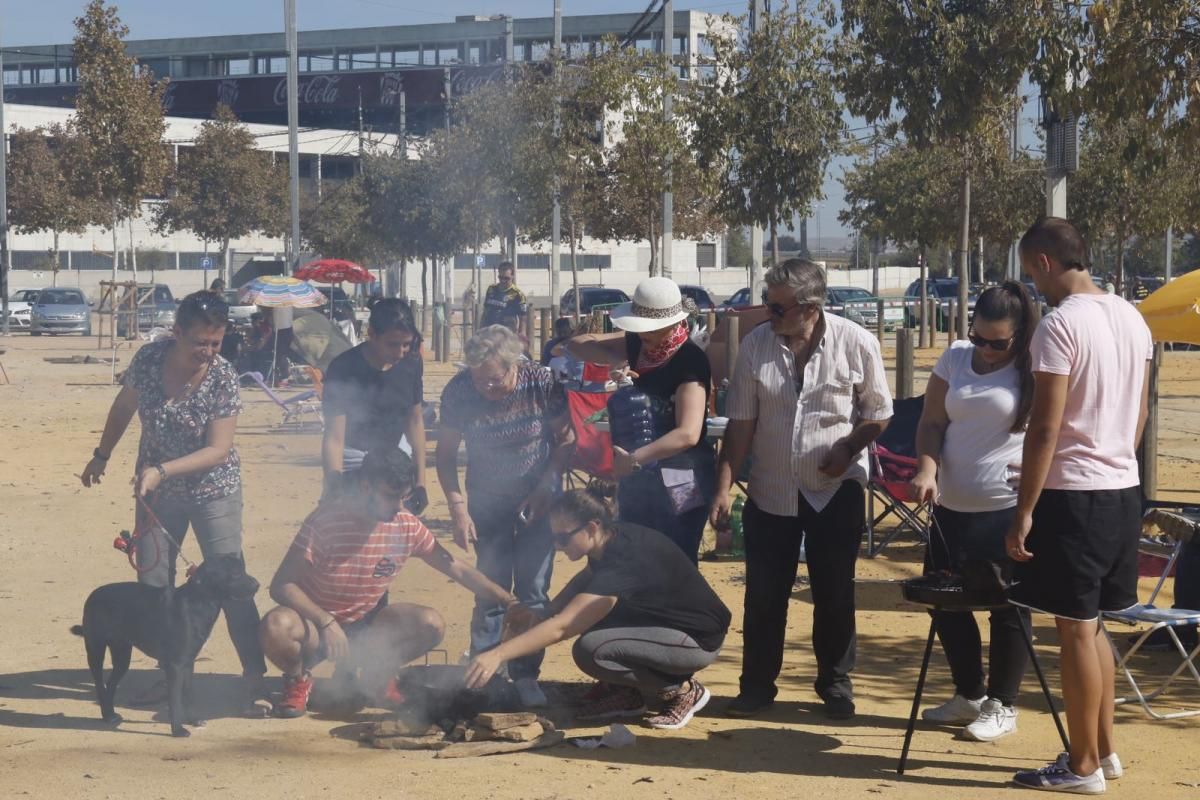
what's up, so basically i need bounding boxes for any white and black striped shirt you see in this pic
[726,314,893,515]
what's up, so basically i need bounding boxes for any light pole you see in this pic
[284,0,301,268]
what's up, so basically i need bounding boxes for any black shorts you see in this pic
[306,592,389,667]
[1008,487,1141,621]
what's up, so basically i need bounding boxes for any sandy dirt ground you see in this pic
[1,332,1198,800]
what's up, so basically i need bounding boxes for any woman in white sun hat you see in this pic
[561,276,714,563]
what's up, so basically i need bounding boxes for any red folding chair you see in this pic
[565,388,614,487]
[866,396,930,557]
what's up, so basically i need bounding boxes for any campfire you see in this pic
[360,712,564,758]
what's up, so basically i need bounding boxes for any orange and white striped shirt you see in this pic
[290,503,436,624]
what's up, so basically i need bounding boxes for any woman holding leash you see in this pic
[909,281,1039,742]
[80,290,267,711]
[465,483,730,729]
[560,277,715,563]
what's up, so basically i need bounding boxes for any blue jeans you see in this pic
[617,452,715,564]
[468,495,555,680]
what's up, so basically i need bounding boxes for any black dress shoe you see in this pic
[726,694,775,717]
[821,695,856,720]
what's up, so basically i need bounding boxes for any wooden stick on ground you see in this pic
[434,730,566,759]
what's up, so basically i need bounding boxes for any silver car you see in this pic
[30,288,92,336]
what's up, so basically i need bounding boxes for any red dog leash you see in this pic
[113,493,198,579]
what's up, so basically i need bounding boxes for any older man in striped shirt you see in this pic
[713,259,893,720]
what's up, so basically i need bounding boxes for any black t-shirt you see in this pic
[323,344,424,453]
[584,523,731,651]
[624,332,712,453]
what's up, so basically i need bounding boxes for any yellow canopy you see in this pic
[1139,271,1200,344]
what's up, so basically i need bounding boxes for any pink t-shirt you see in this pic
[1030,292,1153,490]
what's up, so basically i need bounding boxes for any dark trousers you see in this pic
[740,481,864,702]
[926,505,1029,707]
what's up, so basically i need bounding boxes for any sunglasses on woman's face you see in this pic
[552,521,589,549]
[968,330,1015,351]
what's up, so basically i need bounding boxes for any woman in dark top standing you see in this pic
[79,291,267,709]
[562,277,714,562]
[465,484,731,730]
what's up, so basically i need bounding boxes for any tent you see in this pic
[1139,271,1200,345]
[289,308,355,372]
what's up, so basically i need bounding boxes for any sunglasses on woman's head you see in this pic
[968,331,1014,351]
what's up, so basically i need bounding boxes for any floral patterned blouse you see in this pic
[123,339,243,502]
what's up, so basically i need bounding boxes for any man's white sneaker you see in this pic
[514,677,548,708]
[1057,752,1123,781]
[1014,761,1106,794]
[922,693,984,724]
[963,697,1017,742]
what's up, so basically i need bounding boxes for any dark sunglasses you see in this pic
[552,521,590,548]
[968,330,1014,351]
[188,294,230,316]
[761,290,816,319]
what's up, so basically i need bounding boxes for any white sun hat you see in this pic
[610,277,691,333]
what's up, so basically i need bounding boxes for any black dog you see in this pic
[70,554,259,737]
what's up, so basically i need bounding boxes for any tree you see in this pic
[7,126,96,287]
[1082,1,1200,145]
[837,0,1049,335]
[584,44,721,276]
[71,0,170,284]
[725,226,753,267]
[689,2,844,272]
[153,105,288,284]
[299,175,389,267]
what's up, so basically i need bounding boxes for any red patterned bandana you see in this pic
[636,322,689,374]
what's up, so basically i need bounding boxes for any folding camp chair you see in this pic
[240,370,323,430]
[565,387,614,488]
[866,395,930,558]
[1102,504,1200,720]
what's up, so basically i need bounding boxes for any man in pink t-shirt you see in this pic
[1007,218,1153,795]
[258,448,521,719]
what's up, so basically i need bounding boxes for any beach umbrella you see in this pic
[294,258,375,284]
[237,276,326,383]
[1139,272,1200,345]
[290,308,355,372]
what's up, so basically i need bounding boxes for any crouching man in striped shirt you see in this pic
[259,447,521,718]
[713,259,893,721]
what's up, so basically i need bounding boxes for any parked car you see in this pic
[116,284,177,337]
[558,287,630,318]
[719,287,754,310]
[30,287,92,336]
[903,278,978,331]
[315,285,357,324]
[3,288,40,330]
[825,286,904,330]
[223,290,256,324]
[678,284,716,311]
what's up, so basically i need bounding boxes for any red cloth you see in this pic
[582,362,610,383]
[567,390,614,479]
[289,504,436,624]
[635,322,689,374]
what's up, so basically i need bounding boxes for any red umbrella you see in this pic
[294,258,375,284]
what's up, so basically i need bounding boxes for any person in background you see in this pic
[561,277,714,563]
[209,277,226,294]
[465,484,731,730]
[1008,217,1152,794]
[711,259,893,721]
[436,325,575,708]
[322,299,427,513]
[910,282,1040,742]
[260,448,521,718]
[79,290,267,712]
[480,261,528,336]
[542,317,576,366]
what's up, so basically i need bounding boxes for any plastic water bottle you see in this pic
[730,496,745,555]
[607,377,658,466]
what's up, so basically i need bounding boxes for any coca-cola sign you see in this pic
[273,74,342,106]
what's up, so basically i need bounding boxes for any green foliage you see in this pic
[300,175,389,266]
[8,126,96,243]
[70,0,169,220]
[725,226,753,267]
[153,105,288,257]
[365,151,469,265]
[689,4,844,247]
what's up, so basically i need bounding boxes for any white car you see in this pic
[3,288,40,330]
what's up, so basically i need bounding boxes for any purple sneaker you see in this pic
[1014,761,1106,794]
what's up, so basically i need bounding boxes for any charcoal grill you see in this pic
[896,573,1069,775]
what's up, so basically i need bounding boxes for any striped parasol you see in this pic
[238,275,326,308]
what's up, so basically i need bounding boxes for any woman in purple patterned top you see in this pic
[81,290,267,707]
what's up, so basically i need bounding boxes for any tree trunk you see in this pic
[570,216,581,325]
[919,247,929,347]
[222,238,231,289]
[111,205,120,284]
[770,218,780,265]
[473,234,483,324]
[129,217,138,285]
[51,231,60,287]
[420,257,429,337]
[957,169,971,340]
[647,208,658,277]
[400,258,408,300]
[1116,231,1127,299]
